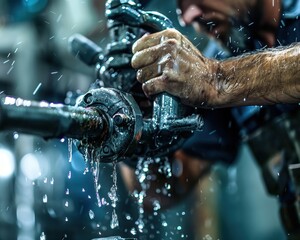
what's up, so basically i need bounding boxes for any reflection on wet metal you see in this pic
[92,237,137,240]
[0,1,204,239]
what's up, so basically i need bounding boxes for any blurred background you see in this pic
[0,0,286,239]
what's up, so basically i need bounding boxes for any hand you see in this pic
[131,29,220,107]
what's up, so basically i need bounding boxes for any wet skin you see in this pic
[131,0,300,108]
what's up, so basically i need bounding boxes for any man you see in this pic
[129,0,300,238]
[132,0,300,108]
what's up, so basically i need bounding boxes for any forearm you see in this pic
[215,43,300,107]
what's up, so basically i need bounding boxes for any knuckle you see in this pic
[166,38,179,47]
[160,39,178,54]
[164,29,180,38]
[161,71,170,82]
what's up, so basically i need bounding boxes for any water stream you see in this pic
[68,139,120,229]
[67,139,174,235]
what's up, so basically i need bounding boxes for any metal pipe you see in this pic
[0,96,106,140]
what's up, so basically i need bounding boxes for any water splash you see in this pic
[81,146,103,207]
[73,145,121,228]
[109,161,119,228]
[40,232,46,240]
[89,210,95,220]
[130,227,137,235]
[133,156,173,233]
[133,157,153,233]
[152,200,161,211]
[110,209,119,229]
[68,139,73,163]
[203,234,213,240]
[108,162,118,208]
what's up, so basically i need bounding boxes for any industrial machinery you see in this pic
[0,2,202,238]
[0,0,202,163]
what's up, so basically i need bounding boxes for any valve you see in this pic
[68,0,202,160]
[75,88,143,163]
[0,0,202,163]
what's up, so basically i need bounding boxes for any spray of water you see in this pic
[133,156,173,234]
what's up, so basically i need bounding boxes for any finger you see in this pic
[136,57,175,83]
[132,45,160,69]
[136,64,161,84]
[132,40,177,69]
[142,76,166,97]
[142,68,187,98]
[132,29,181,54]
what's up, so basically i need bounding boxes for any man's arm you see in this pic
[216,43,300,107]
[132,29,300,108]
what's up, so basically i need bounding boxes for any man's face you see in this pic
[177,0,251,44]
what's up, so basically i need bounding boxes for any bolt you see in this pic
[113,113,128,126]
[103,145,110,154]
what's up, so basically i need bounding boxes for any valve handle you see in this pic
[68,34,103,66]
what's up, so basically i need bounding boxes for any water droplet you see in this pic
[40,232,46,240]
[65,201,69,207]
[65,217,68,222]
[203,234,213,240]
[68,139,73,162]
[162,221,168,227]
[82,188,85,192]
[65,188,69,195]
[138,173,146,183]
[33,83,42,95]
[83,167,89,175]
[50,178,54,185]
[68,171,71,179]
[153,200,161,211]
[43,194,48,203]
[13,132,19,140]
[101,198,108,206]
[89,210,95,219]
[130,227,137,235]
[110,209,119,229]
[136,218,144,232]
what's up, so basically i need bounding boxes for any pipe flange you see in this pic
[76,88,143,162]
